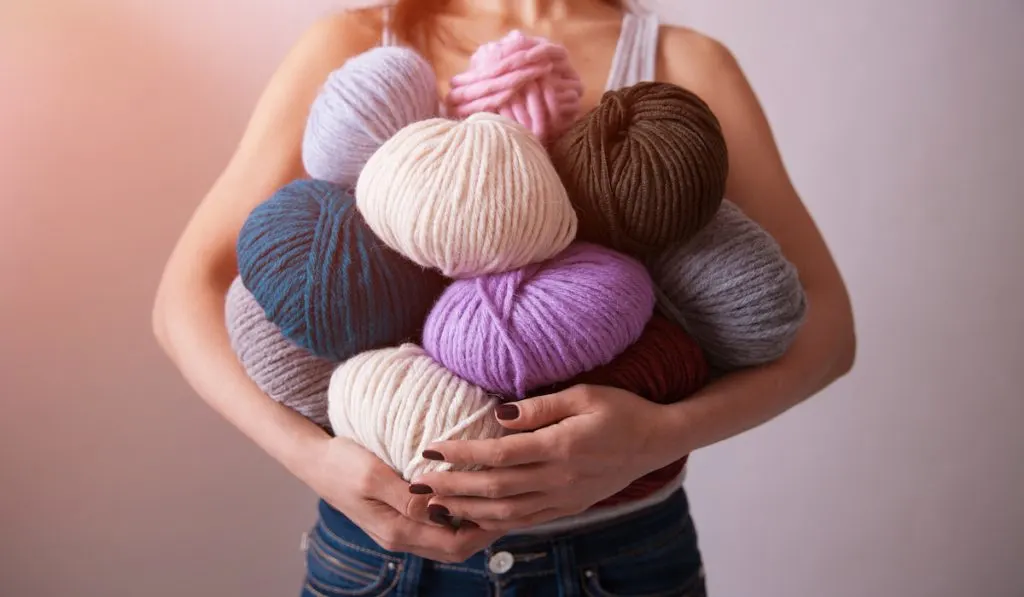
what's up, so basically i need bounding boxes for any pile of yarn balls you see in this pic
[225,30,808,483]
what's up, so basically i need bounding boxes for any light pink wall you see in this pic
[1,1,1022,595]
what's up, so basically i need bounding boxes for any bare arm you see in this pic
[652,31,857,454]
[151,13,381,482]
[152,14,506,561]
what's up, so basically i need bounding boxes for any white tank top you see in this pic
[379,4,680,535]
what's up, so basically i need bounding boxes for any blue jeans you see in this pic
[300,489,706,596]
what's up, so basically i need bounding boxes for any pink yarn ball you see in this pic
[445,31,583,144]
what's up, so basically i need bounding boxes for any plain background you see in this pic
[2,0,1022,595]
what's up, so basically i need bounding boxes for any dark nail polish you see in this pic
[496,404,519,420]
[409,484,433,495]
[428,510,453,527]
[423,450,445,461]
[427,504,450,517]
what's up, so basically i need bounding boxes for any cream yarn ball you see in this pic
[354,112,578,278]
[326,344,507,480]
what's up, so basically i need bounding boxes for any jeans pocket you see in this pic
[302,523,401,597]
[578,521,705,597]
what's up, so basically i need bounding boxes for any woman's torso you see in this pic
[372,1,689,534]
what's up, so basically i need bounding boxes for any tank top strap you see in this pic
[380,4,398,47]
[604,6,661,91]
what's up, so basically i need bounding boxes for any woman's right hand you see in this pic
[308,436,504,563]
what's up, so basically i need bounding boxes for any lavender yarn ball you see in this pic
[225,276,334,429]
[647,200,808,371]
[422,242,656,399]
[302,46,439,187]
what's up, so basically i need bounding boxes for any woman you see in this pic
[152,0,856,594]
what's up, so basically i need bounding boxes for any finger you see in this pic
[413,466,542,499]
[360,504,500,563]
[424,433,549,468]
[427,494,550,528]
[360,461,436,524]
[493,389,591,432]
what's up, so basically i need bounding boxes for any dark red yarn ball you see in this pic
[534,314,709,403]
[531,315,710,509]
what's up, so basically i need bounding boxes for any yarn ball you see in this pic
[531,315,709,404]
[302,46,439,188]
[225,276,334,429]
[422,242,656,399]
[529,315,710,509]
[327,343,507,481]
[355,112,578,278]
[236,179,448,361]
[549,81,729,258]
[647,199,808,371]
[446,30,583,145]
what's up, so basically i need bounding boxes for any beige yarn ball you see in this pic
[326,343,507,480]
[355,112,578,278]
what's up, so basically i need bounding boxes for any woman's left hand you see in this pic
[410,385,684,532]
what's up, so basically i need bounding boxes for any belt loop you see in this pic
[398,552,422,595]
[554,538,580,597]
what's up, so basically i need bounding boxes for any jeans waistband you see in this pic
[316,488,699,580]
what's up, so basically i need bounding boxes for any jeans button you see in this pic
[488,551,515,574]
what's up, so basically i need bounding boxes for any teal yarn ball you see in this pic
[236,179,448,361]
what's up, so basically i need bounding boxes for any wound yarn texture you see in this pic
[355,112,578,278]
[532,314,711,509]
[446,30,583,145]
[648,199,808,371]
[533,314,709,404]
[549,81,729,258]
[236,179,447,361]
[302,46,439,188]
[327,344,506,481]
[422,242,655,399]
[225,276,334,429]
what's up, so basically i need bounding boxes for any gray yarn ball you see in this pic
[647,200,807,371]
[225,276,335,429]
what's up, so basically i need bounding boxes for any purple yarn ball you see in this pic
[422,242,656,399]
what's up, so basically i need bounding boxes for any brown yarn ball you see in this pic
[549,81,729,258]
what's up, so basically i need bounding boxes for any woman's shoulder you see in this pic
[286,9,387,68]
[656,24,744,98]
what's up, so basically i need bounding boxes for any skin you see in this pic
[153,0,856,562]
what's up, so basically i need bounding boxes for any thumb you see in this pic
[361,456,434,524]
[494,389,585,431]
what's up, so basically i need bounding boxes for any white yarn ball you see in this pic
[327,343,507,480]
[354,112,578,278]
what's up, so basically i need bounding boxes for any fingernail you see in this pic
[459,519,479,529]
[427,504,450,517]
[423,450,445,461]
[428,509,453,527]
[409,484,433,495]
[496,404,519,420]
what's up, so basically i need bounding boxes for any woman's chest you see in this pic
[427,16,625,113]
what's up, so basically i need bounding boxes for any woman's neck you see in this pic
[445,0,612,26]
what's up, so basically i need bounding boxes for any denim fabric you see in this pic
[300,489,706,597]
